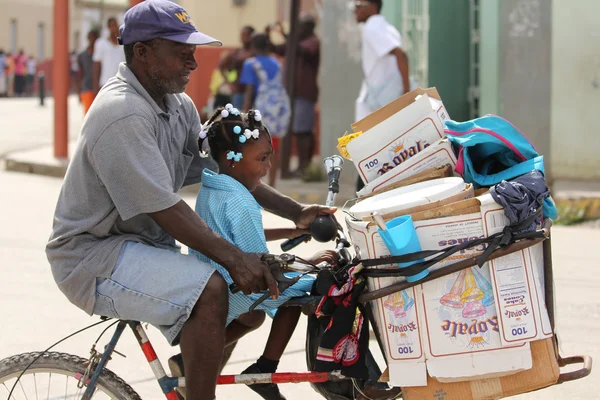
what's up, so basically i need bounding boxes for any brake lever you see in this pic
[229,254,296,294]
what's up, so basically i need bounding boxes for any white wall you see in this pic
[550,0,600,179]
[180,0,279,47]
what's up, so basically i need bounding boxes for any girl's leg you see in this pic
[225,311,266,346]
[262,307,302,362]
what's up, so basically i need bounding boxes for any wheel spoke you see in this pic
[64,375,68,400]
[46,373,50,400]
[34,373,39,400]
[19,377,29,400]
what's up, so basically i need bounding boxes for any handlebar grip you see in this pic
[280,233,312,252]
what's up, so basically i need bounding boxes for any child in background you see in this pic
[191,104,334,400]
[240,33,291,188]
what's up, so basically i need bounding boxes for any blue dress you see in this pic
[191,169,315,325]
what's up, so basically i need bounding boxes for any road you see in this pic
[0,168,597,399]
[0,96,83,157]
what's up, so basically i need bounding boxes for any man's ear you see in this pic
[133,42,150,63]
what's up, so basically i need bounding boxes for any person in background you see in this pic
[240,33,291,188]
[13,50,26,97]
[93,17,125,93]
[77,29,100,114]
[26,55,37,96]
[0,49,6,97]
[5,53,14,97]
[70,51,79,92]
[267,15,320,177]
[354,0,412,191]
[219,25,255,110]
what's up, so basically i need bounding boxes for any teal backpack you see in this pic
[445,115,557,219]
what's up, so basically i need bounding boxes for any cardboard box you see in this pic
[349,192,555,384]
[346,88,451,184]
[357,139,458,197]
[402,337,560,400]
[479,197,553,346]
[413,214,532,381]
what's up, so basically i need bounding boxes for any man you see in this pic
[26,55,37,95]
[218,25,255,110]
[46,1,333,400]
[77,29,100,114]
[0,49,6,97]
[268,15,320,176]
[354,0,411,191]
[93,17,126,93]
[5,52,14,97]
[13,50,26,97]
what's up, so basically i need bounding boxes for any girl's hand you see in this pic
[309,250,337,266]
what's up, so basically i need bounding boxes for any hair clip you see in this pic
[225,103,234,111]
[253,110,262,122]
[199,130,207,139]
[233,125,242,134]
[231,108,241,116]
[227,151,243,162]
[244,128,260,140]
[221,109,230,118]
[200,137,211,158]
[239,135,247,143]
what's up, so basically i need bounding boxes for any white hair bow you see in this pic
[244,129,260,140]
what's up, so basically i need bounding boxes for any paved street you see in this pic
[0,168,597,399]
[0,96,83,157]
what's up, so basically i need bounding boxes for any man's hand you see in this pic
[295,205,337,229]
[226,253,280,298]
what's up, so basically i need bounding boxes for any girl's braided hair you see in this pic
[199,107,271,163]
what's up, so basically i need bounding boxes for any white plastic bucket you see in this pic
[348,177,466,219]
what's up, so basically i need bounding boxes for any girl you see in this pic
[191,104,334,400]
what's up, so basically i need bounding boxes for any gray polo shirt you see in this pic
[46,63,216,315]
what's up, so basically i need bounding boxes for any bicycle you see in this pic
[1,156,592,400]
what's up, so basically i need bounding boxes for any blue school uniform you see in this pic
[191,169,314,325]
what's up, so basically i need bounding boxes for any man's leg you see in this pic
[179,273,228,400]
[295,132,314,173]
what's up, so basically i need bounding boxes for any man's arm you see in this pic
[92,61,101,93]
[243,84,255,111]
[252,183,336,229]
[75,59,83,98]
[150,200,278,297]
[218,51,234,83]
[391,47,410,94]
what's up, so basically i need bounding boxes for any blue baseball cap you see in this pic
[118,0,222,47]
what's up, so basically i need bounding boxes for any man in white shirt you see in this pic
[93,17,126,92]
[354,0,411,121]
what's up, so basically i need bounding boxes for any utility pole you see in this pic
[53,0,69,158]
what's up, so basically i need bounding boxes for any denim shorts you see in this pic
[92,241,216,345]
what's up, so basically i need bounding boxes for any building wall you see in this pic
[550,0,600,180]
[479,0,500,116]
[499,0,552,174]
[428,0,470,121]
[319,0,362,183]
[180,0,279,48]
[0,0,127,60]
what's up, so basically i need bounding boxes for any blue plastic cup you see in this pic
[378,215,429,282]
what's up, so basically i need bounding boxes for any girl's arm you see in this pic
[264,228,309,242]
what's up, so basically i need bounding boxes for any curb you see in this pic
[554,197,600,223]
[5,158,68,178]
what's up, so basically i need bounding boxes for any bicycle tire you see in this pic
[0,351,142,400]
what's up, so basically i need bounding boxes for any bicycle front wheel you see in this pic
[0,352,141,400]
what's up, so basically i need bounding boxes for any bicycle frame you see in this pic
[81,320,347,400]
